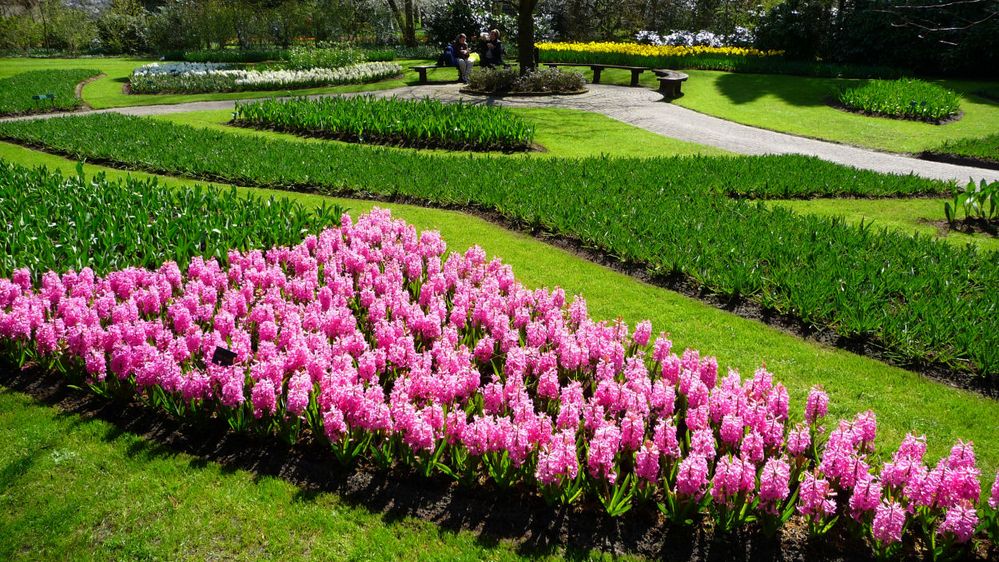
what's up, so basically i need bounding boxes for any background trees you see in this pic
[0,0,994,77]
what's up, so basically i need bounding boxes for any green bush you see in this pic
[0,161,343,281]
[837,79,960,122]
[2,113,994,379]
[0,69,100,117]
[233,96,536,151]
[468,67,586,94]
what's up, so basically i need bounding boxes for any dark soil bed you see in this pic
[917,151,999,171]
[918,217,999,238]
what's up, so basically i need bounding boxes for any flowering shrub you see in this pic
[1,208,997,555]
[129,62,402,94]
[538,41,780,61]
[634,28,755,48]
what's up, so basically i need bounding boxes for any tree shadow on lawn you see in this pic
[1,364,881,561]
[712,72,845,108]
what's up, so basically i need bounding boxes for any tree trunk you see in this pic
[386,0,416,47]
[403,0,416,47]
[517,0,538,73]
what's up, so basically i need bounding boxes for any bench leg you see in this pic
[417,68,428,84]
[591,67,602,84]
[631,70,641,87]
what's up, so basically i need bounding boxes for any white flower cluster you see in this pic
[635,28,755,48]
[129,62,402,94]
[133,62,232,76]
[232,64,401,88]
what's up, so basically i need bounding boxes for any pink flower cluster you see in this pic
[0,208,997,553]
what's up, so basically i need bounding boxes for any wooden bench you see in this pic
[412,65,453,84]
[653,70,689,98]
[543,62,650,87]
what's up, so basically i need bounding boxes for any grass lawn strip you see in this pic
[0,114,994,381]
[1,143,996,484]
[0,386,560,561]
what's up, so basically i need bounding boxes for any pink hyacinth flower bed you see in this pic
[0,208,997,555]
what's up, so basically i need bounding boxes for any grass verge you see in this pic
[0,383,562,561]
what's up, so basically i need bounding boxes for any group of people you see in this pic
[441,29,505,84]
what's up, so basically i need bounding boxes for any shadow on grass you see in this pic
[0,363,878,561]
[712,72,843,107]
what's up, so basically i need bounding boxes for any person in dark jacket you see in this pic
[482,29,505,68]
[451,33,473,83]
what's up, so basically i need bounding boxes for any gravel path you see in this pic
[4,83,997,184]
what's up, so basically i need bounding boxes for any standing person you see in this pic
[482,29,505,69]
[452,33,473,84]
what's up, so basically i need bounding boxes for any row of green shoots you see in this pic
[232,96,536,152]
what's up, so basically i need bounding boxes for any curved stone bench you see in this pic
[653,70,689,98]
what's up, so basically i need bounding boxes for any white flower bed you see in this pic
[635,28,755,48]
[129,62,402,94]
[132,62,232,76]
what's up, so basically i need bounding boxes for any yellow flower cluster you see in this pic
[536,41,783,58]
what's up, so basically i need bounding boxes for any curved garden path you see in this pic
[3,83,997,184]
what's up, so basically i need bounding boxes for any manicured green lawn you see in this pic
[583,67,999,154]
[771,197,999,253]
[1,141,996,479]
[0,389,579,561]
[0,57,434,110]
[153,108,729,159]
